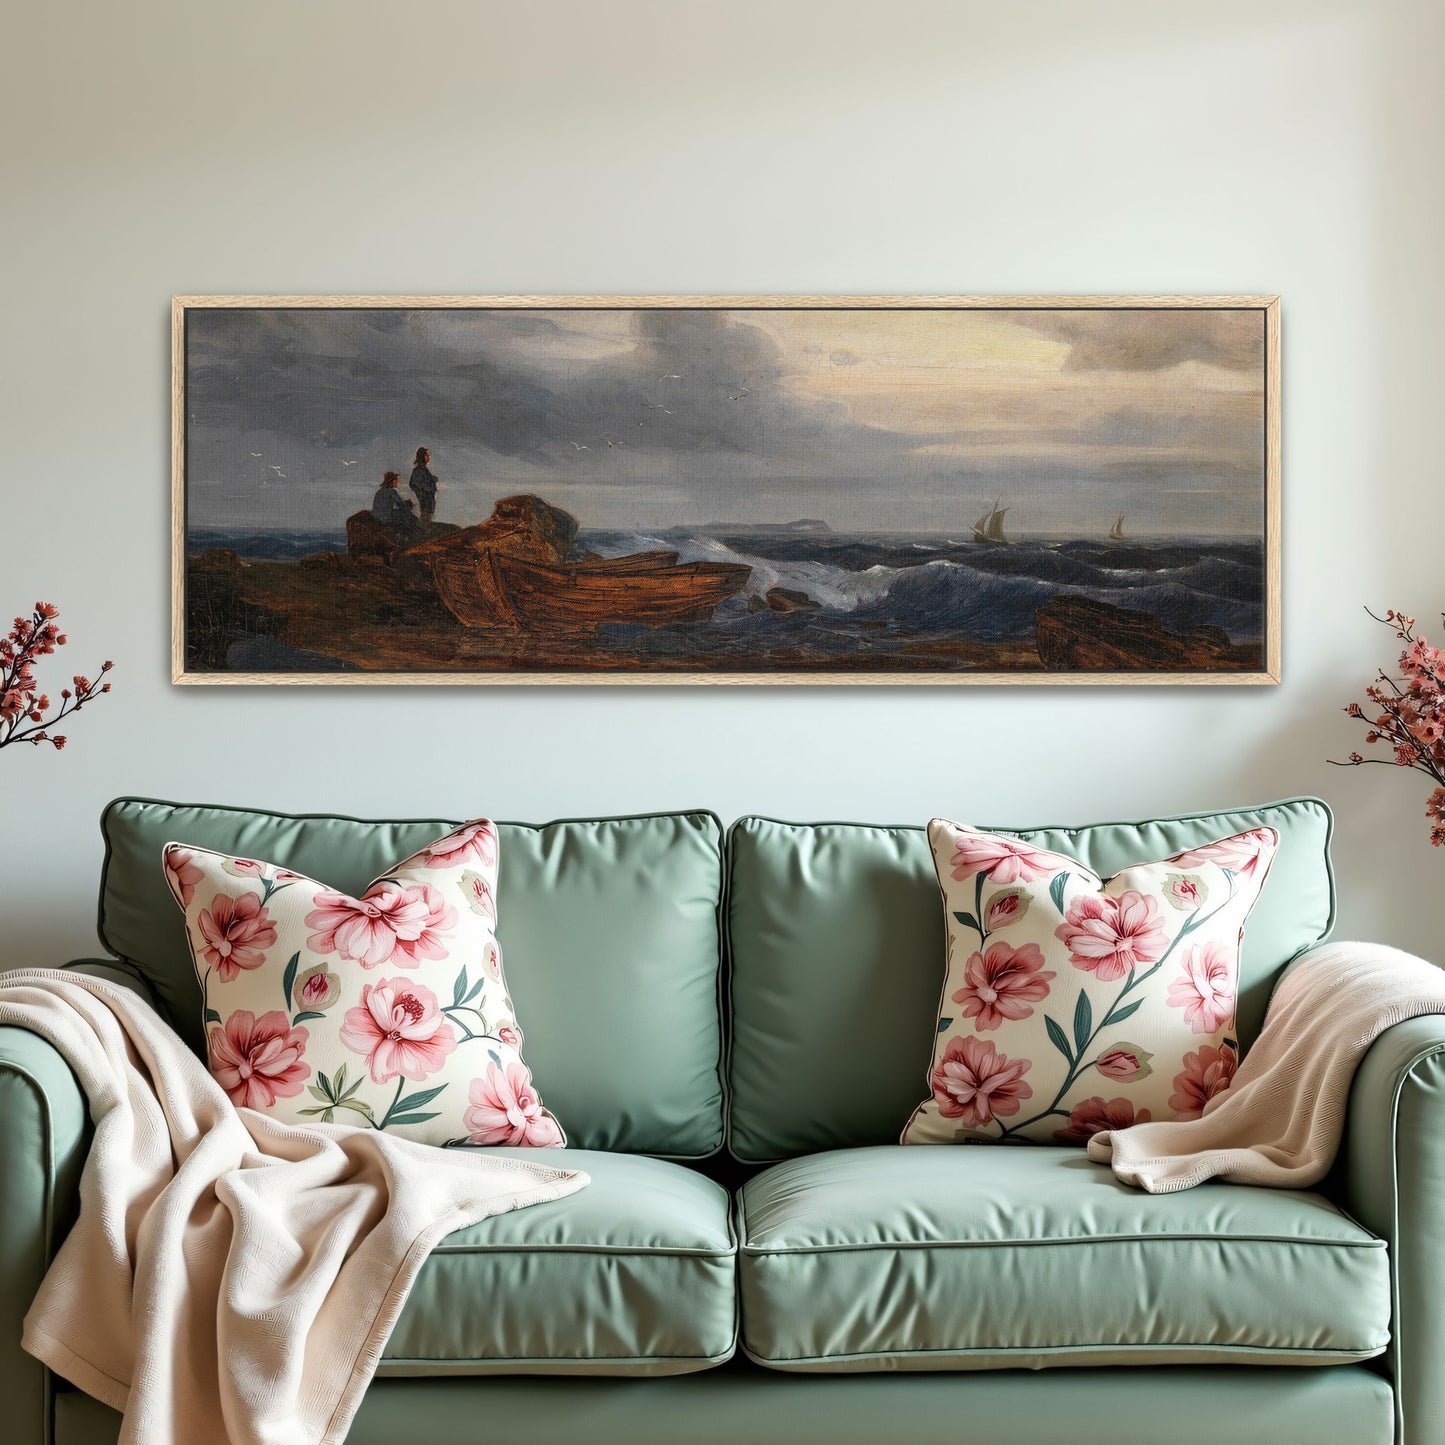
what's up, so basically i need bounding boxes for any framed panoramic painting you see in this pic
[171,295,1279,685]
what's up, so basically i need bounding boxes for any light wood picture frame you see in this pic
[172,294,1280,685]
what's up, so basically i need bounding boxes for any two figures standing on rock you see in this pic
[371,447,440,540]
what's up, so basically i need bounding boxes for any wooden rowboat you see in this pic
[489,553,751,630]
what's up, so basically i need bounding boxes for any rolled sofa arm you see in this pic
[0,961,155,1445]
[1338,1012,1445,1445]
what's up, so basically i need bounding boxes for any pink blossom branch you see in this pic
[0,604,113,753]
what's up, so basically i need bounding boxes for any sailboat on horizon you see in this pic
[1108,513,1126,541]
[970,498,1010,545]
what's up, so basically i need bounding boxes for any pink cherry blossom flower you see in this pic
[1168,828,1277,882]
[1166,940,1237,1034]
[1169,1043,1238,1119]
[1054,890,1168,981]
[339,977,457,1084]
[930,1035,1032,1128]
[197,891,277,981]
[164,846,204,907]
[947,829,1059,885]
[208,1010,309,1110]
[951,940,1055,1031]
[464,1062,563,1146]
[1053,1096,1152,1145]
[425,820,498,870]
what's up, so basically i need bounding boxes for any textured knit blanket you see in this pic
[1088,940,1445,1192]
[1,969,587,1445]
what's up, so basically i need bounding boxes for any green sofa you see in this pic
[2,796,1436,1445]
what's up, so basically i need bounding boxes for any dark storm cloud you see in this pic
[1012,310,1263,372]
[187,307,892,465]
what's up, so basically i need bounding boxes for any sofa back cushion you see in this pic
[99,798,725,1158]
[726,799,1335,1163]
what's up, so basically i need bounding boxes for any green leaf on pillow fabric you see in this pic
[1048,872,1070,913]
[937,1017,952,1033]
[394,1085,447,1113]
[1045,1015,1073,1062]
[1073,991,1093,1052]
[952,910,979,935]
[451,966,468,1007]
[291,1011,326,1024]
[386,1112,441,1127]
[281,951,300,1012]
[204,1008,221,1025]
[464,976,486,1004]
[1104,999,1144,1027]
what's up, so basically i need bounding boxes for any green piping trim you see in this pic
[741,1342,1388,1368]
[377,1349,737,1372]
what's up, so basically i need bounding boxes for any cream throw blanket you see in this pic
[1088,940,1445,1193]
[1,969,588,1445]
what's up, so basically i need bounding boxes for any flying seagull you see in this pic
[659,372,683,381]
[250,452,263,457]
[341,459,358,466]
[570,441,590,451]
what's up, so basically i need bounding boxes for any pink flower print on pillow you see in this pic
[339,978,458,1084]
[1054,890,1168,981]
[197,892,277,981]
[464,1061,564,1147]
[947,830,1058,884]
[930,1035,1033,1128]
[1166,940,1237,1034]
[952,940,1055,1031]
[305,884,443,969]
[425,821,498,870]
[1169,1043,1238,1119]
[164,846,204,907]
[1053,1095,1152,1145]
[208,1010,310,1109]
[383,884,457,967]
[1169,828,1277,882]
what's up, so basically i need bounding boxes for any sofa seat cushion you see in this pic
[380,1151,737,1376]
[738,1146,1390,1372]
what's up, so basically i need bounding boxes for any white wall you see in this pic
[2,0,1439,968]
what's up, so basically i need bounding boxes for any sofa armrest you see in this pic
[0,960,152,1445]
[1338,1013,1445,1445]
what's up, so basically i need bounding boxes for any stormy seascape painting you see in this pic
[174,297,1278,683]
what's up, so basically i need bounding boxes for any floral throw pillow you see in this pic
[163,820,565,1148]
[901,820,1278,1147]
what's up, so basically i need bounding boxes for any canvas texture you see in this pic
[902,820,1278,1146]
[163,819,565,1147]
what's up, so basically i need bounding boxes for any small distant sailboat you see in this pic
[1108,513,1126,542]
[971,498,1010,545]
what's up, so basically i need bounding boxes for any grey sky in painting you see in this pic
[185,306,1266,536]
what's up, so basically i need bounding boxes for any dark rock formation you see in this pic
[1034,595,1252,672]
[390,496,575,594]
[765,586,823,613]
